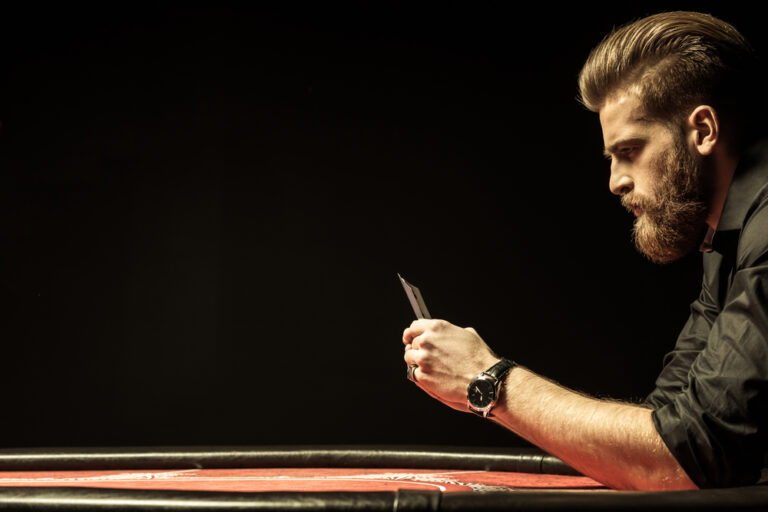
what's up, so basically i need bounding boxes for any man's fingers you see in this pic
[410,364,421,384]
[402,328,427,347]
[403,319,449,345]
[410,319,435,329]
[402,320,428,345]
[403,352,466,411]
[403,327,420,345]
[403,349,424,368]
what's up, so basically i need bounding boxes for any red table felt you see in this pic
[0,467,605,493]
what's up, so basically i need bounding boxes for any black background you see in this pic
[0,4,764,448]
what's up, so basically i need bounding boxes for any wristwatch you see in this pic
[467,359,516,418]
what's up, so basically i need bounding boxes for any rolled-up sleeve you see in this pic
[652,263,768,488]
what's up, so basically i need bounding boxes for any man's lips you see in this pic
[621,196,645,217]
[623,201,644,217]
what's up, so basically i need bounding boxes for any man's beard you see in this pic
[621,138,708,263]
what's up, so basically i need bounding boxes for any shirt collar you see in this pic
[715,137,768,232]
[699,225,715,253]
[701,137,768,253]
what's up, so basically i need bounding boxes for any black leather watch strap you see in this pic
[485,359,516,380]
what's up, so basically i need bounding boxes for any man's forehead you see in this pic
[600,93,647,128]
[599,92,654,146]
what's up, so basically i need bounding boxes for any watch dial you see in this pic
[469,379,495,408]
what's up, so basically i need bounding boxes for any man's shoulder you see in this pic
[722,135,768,268]
[737,155,768,268]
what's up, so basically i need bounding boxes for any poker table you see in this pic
[0,446,767,510]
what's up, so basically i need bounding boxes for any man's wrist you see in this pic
[467,358,516,418]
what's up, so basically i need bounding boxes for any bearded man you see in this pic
[402,11,768,490]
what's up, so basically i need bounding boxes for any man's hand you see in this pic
[402,319,500,412]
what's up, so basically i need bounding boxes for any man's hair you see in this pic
[578,11,759,144]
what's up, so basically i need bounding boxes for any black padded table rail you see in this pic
[2,486,768,511]
[0,445,578,475]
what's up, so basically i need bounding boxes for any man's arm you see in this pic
[402,319,697,491]
[492,365,696,490]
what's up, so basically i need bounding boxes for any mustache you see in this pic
[621,192,657,213]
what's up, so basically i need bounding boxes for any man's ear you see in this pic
[686,105,719,156]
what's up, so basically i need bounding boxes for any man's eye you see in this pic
[619,147,636,158]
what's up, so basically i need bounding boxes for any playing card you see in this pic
[398,274,432,319]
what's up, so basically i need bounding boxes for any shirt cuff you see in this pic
[652,403,710,488]
[652,399,762,488]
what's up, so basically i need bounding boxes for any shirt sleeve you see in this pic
[645,271,719,409]
[652,262,768,488]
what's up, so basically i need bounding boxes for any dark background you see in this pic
[0,3,764,448]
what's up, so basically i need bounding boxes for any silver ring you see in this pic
[407,364,418,382]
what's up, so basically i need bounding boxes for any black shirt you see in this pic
[647,137,768,488]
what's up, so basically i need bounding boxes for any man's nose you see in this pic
[609,166,634,196]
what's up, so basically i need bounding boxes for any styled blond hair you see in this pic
[578,11,757,139]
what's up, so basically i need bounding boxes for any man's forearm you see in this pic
[492,366,697,490]
[401,319,699,490]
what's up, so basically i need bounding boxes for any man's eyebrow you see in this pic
[603,138,644,158]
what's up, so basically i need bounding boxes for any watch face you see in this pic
[468,377,496,408]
